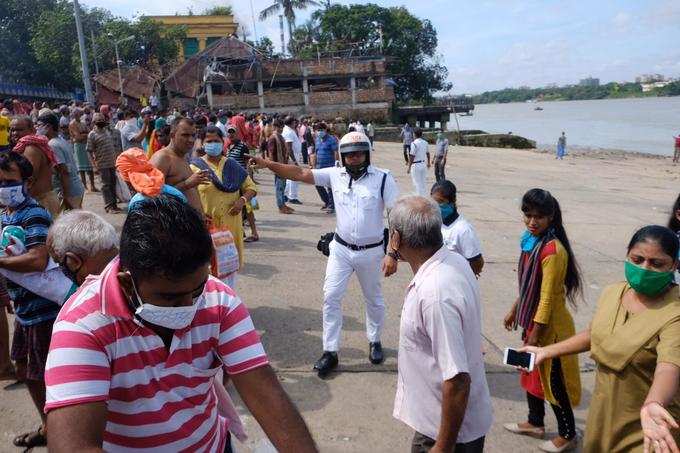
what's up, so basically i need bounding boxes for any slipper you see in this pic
[3,379,24,390]
[244,236,259,243]
[13,427,47,449]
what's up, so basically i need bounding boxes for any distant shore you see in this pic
[533,145,674,160]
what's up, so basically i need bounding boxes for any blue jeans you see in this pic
[275,175,287,208]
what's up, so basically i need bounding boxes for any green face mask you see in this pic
[624,261,674,297]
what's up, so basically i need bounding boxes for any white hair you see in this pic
[48,210,119,261]
[388,196,443,250]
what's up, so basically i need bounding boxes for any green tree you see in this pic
[259,0,321,50]
[303,4,451,102]
[203,5,233,16]
[249,37,276,58]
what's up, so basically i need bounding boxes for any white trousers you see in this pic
[322,240,385,351]
[285,180,299,200]
[410,162,427,196]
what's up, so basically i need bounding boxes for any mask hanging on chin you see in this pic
[128,277,199,330]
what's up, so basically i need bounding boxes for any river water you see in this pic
[454,96,680,156]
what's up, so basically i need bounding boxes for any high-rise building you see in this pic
[579,77,600,87]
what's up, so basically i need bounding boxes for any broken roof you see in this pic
[94,66,158,100]
[164,36,261,98]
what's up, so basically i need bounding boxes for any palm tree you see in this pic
[259,0,321,47]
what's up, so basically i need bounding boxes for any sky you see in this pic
[80,0,680,94]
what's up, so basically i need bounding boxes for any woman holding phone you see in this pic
[503,188,582,452]
[522,225,680,452]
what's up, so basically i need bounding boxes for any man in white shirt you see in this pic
[282,115,303,204]
[354,120,365,135]
[388,196,493,453]
[366,122,375,146]
[120,109,149,151]
[246,132,400,377]
[431,180,484,276]
[407,128,430,196]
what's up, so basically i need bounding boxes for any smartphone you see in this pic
[503,347,536,372]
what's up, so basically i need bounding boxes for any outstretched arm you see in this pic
[246,153,315,185]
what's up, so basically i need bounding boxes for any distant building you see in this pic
[636,74,665,83]
[579,77,600,87]
[641,81,672,92]
[147,14,239,61]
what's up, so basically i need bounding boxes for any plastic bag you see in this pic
[115,171,132,203]
[210,227,239,280]
[250,196,260,211]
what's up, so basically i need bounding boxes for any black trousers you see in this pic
[526,358,576,440]
[403,144,411,163]
[412,432,485,453]
[100,167,118,208]
[315,186,334,209]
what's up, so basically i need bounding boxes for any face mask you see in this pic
[36,126,48,136]
[95,122,107,128]
[129,277,200,330]
[345,161,369,180]
[624,261,674,297]
[204,142,223,157]
[0,182,26,208]
[439,203,454,220]
[520,230,540,252]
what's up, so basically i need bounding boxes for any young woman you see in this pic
[522,225,680,452]
[503,188,582,452]
[430,180,484,276]
[669,193,680,284]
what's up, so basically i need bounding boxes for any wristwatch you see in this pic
[387,251,399,260]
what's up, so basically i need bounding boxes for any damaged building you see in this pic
[164,37,395,122]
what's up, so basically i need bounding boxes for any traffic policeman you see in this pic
[246,132,400,377]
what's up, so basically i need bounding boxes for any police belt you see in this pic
[334,233,383,251]
[412,160,424,164]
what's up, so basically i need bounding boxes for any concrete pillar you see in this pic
[302,65,309,107]
[419,119,426,128]
[257,80,265,110]
[350,76,357,107]
[441,121,448,131]
[198,37,207,51]
[428,120,436,129]
[206,83,214,109]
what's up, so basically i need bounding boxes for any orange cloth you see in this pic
[115,148,164,197]
[12,135,57,166]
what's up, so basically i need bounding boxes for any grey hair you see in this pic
[48,210,119,261]
[12,115,33,127]
[388,196,443,250]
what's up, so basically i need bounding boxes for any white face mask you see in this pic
[36,126,48,136]
[130,278,201,330]
[0,183,26,208]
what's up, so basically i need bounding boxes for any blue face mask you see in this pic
[520,230,540,252]
[439,203,454,219]
[204,142,223,157]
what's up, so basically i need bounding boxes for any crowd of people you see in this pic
[0,95,679,453]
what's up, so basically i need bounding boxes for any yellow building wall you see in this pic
[147,15,239,60]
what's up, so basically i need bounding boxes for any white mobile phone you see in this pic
[503,347,536,372]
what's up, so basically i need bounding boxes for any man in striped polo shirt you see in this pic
[45,195,317,452]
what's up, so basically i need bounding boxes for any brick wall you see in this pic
[309,91,352,106]
[263,91,304,107]
[356,87,394,103]
[213,94,259,109]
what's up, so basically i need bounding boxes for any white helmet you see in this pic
[339,131,372,157]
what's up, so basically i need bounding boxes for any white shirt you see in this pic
[282,125,302,161]
[120,120,141,151]
[354,123,365,135]
[313,165,399,245]
[441,214,483,259]
[394,247,493,443]
[410,138,428,163]
[216,120,227,136]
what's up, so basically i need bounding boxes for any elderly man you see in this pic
[87,113,123,213]
[9,116,60,216]
[388,196,493,453]
[47,210,119,286]
[68,108,97,192]
[45,195,317,452]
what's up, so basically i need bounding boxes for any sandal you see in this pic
[244,235,259,243]
[13,427,47,449]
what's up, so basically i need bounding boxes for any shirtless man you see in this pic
[150,117,209,212]
[9,116,60,216]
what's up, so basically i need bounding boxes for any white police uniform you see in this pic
[312,164,399,351]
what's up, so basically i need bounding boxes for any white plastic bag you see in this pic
[115,171,132,203]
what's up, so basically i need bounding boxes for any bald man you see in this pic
[9,116,60,216]
[150,117,210,213]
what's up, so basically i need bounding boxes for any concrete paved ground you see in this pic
[0,142,678,452]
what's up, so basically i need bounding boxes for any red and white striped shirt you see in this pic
[45,258,268,452]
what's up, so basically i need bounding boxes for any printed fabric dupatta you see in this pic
[191,156,247,193]
[515,230,555,330]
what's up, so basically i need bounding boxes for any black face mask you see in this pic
[95,122,107,128]
[345,161,369,180]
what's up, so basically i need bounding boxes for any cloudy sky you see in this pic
[81,0,680,94]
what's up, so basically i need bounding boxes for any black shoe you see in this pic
[289,199,303,205]
[283,195,289,202]
[369,342,384,365]
[313,351,338,378]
